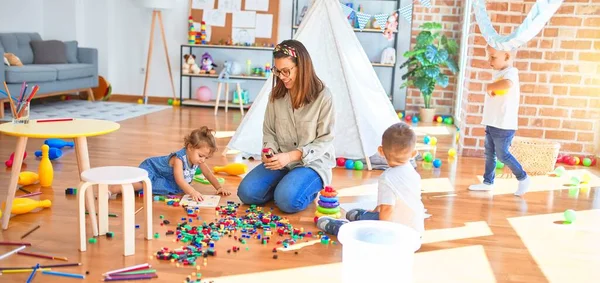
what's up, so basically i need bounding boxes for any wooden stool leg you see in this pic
[122,184,135,256]
[86,185,99,237]
[225,83,229,113]
[214,82,223,116]
[78,182,93,252]
[98,184,109,235]
[236,83,244,116]
[142,178,153,240]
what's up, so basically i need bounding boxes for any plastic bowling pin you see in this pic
[35,147,63,160]
[5,151,27,167]
[18,171,39,186]
[44,138,74,149]
[2,198,52,215]
[213,163,248,176]
[38,145,54,187]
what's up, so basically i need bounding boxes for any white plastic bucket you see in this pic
[338,221,421,283]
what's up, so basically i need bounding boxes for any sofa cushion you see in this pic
[64,41,79,63]
[0,33,42,64]
[4,53,23,66]
[5,65,57,83]
[30,40,68,64]
[44,64,95,80]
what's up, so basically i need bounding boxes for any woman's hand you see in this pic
[216,187,232,196]
[264,152,291,170]
[189,190,204,202]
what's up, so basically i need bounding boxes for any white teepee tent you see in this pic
[225,0,399,169]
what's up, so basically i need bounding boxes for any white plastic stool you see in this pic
[78,166,153,256]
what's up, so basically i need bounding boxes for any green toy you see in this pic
[353,161,364,170]
[423,152,433,163]
[496,161,504,169]
[582,158,592,167]
[563,209,576,223]
[193,174,225,185]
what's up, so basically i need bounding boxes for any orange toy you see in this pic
[2,198,52,215]
[38,145,54,187]
[18,171,39,186]
[319,187,338,197]
[213,163,248,176]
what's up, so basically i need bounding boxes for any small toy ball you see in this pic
[336,157,346,167]
[556,155,564,163]
[429,137,438,146]
[423,152,433,162]
[137,98,143,104]
[582,158,592,167]
[581,173,591,183]
[344,159,354,170]
[173,100,181,106]
[432,115,439,122]
[448,148,456,158]
[423,136,431,144]
[553,166,566,177]
[168,98,174,105]
[570,176,581,185]
[591,158,597,166]
[354,161,364,170]
[196,86,212,102]
[436,116,443,123]
[563,209,576,223]
[573,156,580,165]
[566,156,577,166]
[433,159,442,168]
[445,117,454,125]
[494,89,508,96]
[496,161,505,169]
[398,112,404,119]
[411,116,419,123]
[405,115,412,122]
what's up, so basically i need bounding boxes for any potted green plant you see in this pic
[399,22,459,122]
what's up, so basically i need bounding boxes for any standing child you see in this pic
[317,122,425,240]
[109,127,231,201]
[469,45,530,196]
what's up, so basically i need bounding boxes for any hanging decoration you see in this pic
[474,0,563,51]
[398,3,413,22]
[373,13,390,29]
[341,3,354,18]
[419,0,432,8]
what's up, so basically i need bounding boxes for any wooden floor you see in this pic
[0,105,598,283]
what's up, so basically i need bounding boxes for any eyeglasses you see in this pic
[272,66,296,78]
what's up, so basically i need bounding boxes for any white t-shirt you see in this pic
[481,66,521,130]
[378,163,425,234]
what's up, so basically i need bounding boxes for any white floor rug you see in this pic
[2,100,171,122]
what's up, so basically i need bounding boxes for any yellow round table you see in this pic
[0,118,120,230]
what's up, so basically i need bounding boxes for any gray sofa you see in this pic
[0,32,98,118]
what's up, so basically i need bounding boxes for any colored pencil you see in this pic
[0,263,81,271]
[1,268,51,274]
[18,82,26,102]
[16,192,42,198]
[17,251,67,261]
[112,269,156,276]
[19,187,31,194]
[0,241,32,246]
[42,270,85,279]
[20,225,41,239]
[17,83,27,111]
[103,263,150,276]
[0,245,27,260]
[104,274,157,281]
[16,85,38,118]
[134,207,143,215]
[26,263,40,283]
[3,81,16,117]
[37,118,74,123]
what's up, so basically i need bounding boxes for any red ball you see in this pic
[313,216,319,223]
[405,115,412,122]
[556,154,564,163]
[566,156,577,166]
[433,115,439,122]
[592,158,597,166]
[336,158,346,167]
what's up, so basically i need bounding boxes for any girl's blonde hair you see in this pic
[184,126,217,156]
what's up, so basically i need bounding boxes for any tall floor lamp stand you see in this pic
[142,10,176,104]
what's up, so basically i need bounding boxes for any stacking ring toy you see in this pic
[319,189,338,197]
[315,211,342,218]
[317,206,340,214]
[317,200,339,208]
[319,195,338,203]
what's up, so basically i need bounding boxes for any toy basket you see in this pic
[509,137,561,175]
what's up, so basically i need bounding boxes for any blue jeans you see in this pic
[237,164,323,213]
[484,126,527,184]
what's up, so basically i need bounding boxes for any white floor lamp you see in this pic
[140,0,177,104]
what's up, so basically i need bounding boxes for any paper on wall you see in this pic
[218,0,241,12]
[245,0,269,11]
[203,9,226,27]
[255,14,273,38]
[192,0,215,10]
[232,11,256,28]
[232,28,256,44]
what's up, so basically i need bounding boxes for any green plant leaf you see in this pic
[399,58,415,69]
[423,66,440,78]
[420,22,442,30]
[415,77,435,96]
[444,57,459,74]
[425,45,449,64]
[437,73,449,88]
[446,39,459,55]
[403,49,425,59]
[416,31,434,47]
[415,53,429,66]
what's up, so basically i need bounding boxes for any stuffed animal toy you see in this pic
[182,54,200,74]
[200,52,217,74]
[383,12,398,41]
[218,61,232,80]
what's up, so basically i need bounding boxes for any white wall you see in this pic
[0,0,44,34]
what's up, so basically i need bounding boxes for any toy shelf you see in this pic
[182,73,268,80]
[181,99,252,109]
[181,43,274,51]
[372,63,394,67]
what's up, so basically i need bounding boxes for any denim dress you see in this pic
[139,148,198,195]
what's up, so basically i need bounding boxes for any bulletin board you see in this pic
[188,0,279,46]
